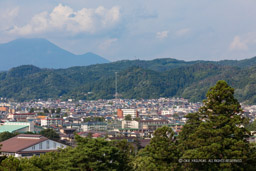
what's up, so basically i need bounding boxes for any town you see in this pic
[0,97,256,157]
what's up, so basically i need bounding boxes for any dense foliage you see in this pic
[246,120,256,131]
[0,132,18,142]
[133,126,179,170]
[1,58,256,103]
[179,81,254,170]
[39,129,60,141]
[0,135,134,171]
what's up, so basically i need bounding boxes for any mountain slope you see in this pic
[0,38,109,70]
[216,56,256,68]
[0,57,256,103]
[67,63,227,100]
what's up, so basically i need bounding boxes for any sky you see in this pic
[0,0,256,62]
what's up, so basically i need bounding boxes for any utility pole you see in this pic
[115,72,118,100]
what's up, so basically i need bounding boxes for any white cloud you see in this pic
[229,36,248,51]
[9,4,120,35]
[99,38,118,50]
[0,7,19,20]
[176,28,190,36]
[6,7,19,18]
[156,30,168,40]
[0,7,19,30]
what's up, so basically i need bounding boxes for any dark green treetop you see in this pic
[179,80,252,170]
[133,126,179,170]
[0,132,18,142]
[125,114,132,121]
[39,128,60,141]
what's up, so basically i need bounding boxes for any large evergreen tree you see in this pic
[0,132,18,142]
[39,128,60,141]
[133,126,179,170]
[179,80,253,170]
[178,112,201,154]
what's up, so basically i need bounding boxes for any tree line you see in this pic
[3,61,256,104]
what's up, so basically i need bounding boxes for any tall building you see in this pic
[117,109,123,118]
[117,109,138,119]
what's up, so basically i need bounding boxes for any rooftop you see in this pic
[0,125,28,133]
[0,134,48,153]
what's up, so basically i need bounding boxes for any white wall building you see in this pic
[41,117,64,127]
[0,134,67,157]
[0,122,35,133]
[161,109,175,115]
[121,120,139,129]
[81,122,108,132]
[122,109,138,119]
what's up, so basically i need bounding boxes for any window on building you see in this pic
[54,142,56,149]
[39,142,42,149]
[46,140,50,149]
[32,146,35,150]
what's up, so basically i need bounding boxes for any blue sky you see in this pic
[0,0,256,61]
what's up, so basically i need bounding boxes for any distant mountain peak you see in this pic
[7,38,52,44]
[0,38,109,70]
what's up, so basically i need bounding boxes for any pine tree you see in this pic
[179,80,253,170]
[178,112,201,153]
[133,126,179,170]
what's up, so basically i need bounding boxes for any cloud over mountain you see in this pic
[9,4,120,35]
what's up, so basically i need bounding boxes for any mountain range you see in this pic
[0,38,109,70]
[1,38,256,103]
[1,56,256,103]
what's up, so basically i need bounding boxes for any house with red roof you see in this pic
[0,134,67,157]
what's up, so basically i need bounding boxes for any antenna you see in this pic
[115,72,118,100]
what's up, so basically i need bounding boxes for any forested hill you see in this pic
[1,57,256,103]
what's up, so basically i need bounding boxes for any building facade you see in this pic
[119,109,138,119]
[81,122,108,132]
[41,118,64,127]
[0,134,67,157]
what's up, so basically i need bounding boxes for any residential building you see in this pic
[0,122,36,133]
[0,134,67,157]
[41,117,64,127]
[7,113,36,122]
[81,122,107,132]
[121,109,138,119]
[0,106,8,112]
[121,120,139,129]
[117,109,123,118]
[139,119,169,131]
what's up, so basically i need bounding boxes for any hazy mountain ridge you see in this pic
[0,38,109,70]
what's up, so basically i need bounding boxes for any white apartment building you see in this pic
[41,117,64,127]
[121,120,139,129]
[81,122,108,132]
[161,109,175,115]
[122,109,138,119]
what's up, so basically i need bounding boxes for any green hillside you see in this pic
[0,57,256,103]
